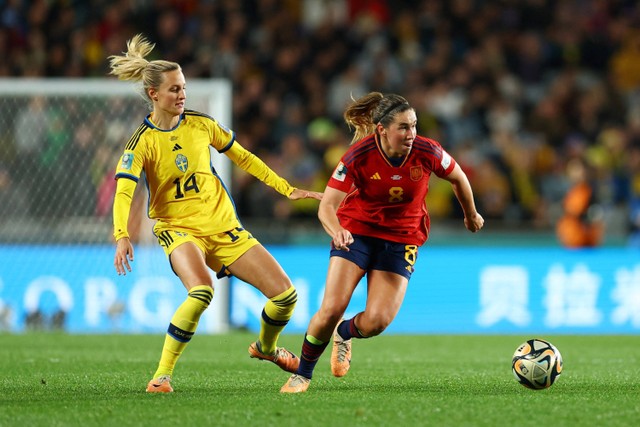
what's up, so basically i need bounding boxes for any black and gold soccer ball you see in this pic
[512,338,563,390]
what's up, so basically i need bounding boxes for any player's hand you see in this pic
[114,237,134,275]
[464,212,484,233]
[332,229,354,251]
[289,188,323,201]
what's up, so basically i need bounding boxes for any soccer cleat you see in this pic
[146,375,173,393]
[280,374,311,393]
[248,341,300,373]
[331,328,352,377]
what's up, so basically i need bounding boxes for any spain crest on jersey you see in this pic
[410,166,423,181]
[175,154,188,172]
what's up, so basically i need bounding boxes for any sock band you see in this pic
[167,322,195,343]
[271,287,298,307]
[262,286,297,326]
[261,309,288,326]
[297,333,330,379]
[337,316,366,340]
[306,334,324,345]
[349,317,365,338]
[188,285,213,307]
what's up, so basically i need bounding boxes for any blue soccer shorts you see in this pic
[330,234,419,280]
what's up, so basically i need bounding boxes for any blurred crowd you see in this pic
[1,0,640,246]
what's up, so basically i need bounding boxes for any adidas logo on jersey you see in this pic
[370,172,381,180]
[172,143,182,151]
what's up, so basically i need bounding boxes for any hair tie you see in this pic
[377,101,409,123]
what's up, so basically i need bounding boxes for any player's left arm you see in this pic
[223,141,322,201]
[443,163,484,232]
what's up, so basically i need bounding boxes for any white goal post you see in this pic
[0,78,232,334]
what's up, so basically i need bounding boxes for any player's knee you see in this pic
[182,274,214,289]
[366,325,387,337]
[317,306,345,329]
[188,283,214,291]
[359,315,392,337]
[265,276,294,298]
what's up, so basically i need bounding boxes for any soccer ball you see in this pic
[512,338,563,390]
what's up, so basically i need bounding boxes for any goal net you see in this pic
[0,78,232,334]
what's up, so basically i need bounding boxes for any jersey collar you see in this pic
[375,133,408,167]
[144,112,185,131]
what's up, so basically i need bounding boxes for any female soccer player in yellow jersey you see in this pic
[108,34,322,393]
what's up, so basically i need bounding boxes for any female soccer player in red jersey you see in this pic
[108,34,322,393]
[281,92,484,393]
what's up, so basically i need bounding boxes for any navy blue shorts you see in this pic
[330,234,419,280]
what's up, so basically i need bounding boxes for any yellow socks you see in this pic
[258,286,297,354]
[153,285,213,378]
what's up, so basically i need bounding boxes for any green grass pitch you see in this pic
[1,333,638,427]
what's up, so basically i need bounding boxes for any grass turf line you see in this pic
[0,333,638,427]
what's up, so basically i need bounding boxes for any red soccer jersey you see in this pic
[327,134,456,245]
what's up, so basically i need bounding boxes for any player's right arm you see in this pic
[113,177,136,275]
[112,124,149,274]
[318,186,353,251]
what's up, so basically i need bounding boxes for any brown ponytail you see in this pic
[343,92,412,144]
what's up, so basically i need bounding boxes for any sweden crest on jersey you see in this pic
[175,154,188,172]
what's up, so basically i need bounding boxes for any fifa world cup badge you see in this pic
[440,151,452,169]
[332,162,347,182]
[120,153,133,170]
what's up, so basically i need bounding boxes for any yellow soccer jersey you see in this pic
[113,109,293,238]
